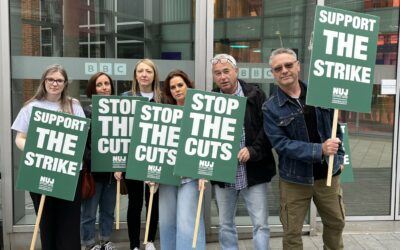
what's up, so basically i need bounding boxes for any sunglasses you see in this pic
[211,58,236,66]
[272,60,298,73]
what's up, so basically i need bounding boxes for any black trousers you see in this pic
[30,180,81,250]
[125,179,159,249]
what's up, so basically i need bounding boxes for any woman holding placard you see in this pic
[11,64,84,250]
[81,72,118,250]
[115,59,160,250]
[159,69,206,250]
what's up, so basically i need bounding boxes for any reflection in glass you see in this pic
[212,0,314,228]
[10,0,196,225]
[326,0,399,216]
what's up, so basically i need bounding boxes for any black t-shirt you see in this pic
[288,84,340,180]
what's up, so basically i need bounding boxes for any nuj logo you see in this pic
[113,156,126,163]
[148,165,161,172]
[199,160,214,170]
[39,176,55,192]
[40,176,54,185]
[333,87,349,97]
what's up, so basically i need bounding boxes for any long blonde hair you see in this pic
[131,59,161,102]
[25,64,75,114]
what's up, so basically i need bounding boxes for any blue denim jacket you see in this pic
[262,81,344,185]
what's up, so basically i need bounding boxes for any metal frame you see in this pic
[394,29,400,220]
[313,0,400,223]
[1,0,400,248]
[0,0,13,249]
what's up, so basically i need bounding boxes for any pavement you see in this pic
[95,221,400,250]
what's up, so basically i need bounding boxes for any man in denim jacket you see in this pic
[262,48,345,250]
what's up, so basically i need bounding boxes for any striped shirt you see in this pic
[224,83,248,190]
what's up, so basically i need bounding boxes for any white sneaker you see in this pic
[86,244,101,250]
[132,248,140,250]
[145,242,156,250]
[102,241,117,250]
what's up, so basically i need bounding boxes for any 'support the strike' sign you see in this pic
[91,95,147,172]
[174,89,246,183]
[126,102,183,185]
[307,6,380,113]
[16,107,90,201]
[340,123,354,183]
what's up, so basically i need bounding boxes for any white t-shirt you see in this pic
[11,99,85,134]
[140,91,154,101]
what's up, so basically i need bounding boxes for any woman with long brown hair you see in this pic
[81,72,118,250]
[159,69,206,250]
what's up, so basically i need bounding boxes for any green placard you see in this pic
[16,107,90,201]
[126,102,182,185]
[307,6,380,113]
[91,95,147,172]
[340,123,354,183]
[174,89,246,183]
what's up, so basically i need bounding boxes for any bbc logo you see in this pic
[238,68,274,80]
[85,63,127,76]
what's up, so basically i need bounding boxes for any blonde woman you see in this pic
[11,64,85,250]
[115,59,160,250]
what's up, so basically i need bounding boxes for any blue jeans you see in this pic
[214,182,270,250]
[159,180,206,250]
[81,180,117,246]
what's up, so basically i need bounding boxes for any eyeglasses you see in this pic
[272,60,298,73]
[211,58,236,66]
[45,78,65,85]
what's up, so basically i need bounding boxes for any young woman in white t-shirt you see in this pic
[11,64,84,250]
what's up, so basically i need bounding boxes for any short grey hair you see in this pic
[269,48,297,65]
[211,54,237,68]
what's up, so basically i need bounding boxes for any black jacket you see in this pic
[212,79,276,187]
[83,105,115,183]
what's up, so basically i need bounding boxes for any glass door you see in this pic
[9,0,198,226]
[325,0,399,219]
[210,0,317,233]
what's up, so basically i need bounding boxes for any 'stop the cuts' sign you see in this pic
[126,102,183,186]
[16,107,90,201]
[307,6,380,113]
[91,95,147,172]
[174,89,246,183]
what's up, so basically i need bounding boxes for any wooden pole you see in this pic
[144,185,155,244]
[116,180,120,229]
[326,109,339,186]
[192,181,205,248]
[30,194,46,250]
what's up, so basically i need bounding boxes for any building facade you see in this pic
[0,0,399,249]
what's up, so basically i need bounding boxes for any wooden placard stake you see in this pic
[144,185,155,244]
[116,180,121,229]
[326,109,339,186]
[30,194,46,250]
[192,181,205,248]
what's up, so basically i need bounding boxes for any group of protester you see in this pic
[11,48,345,250]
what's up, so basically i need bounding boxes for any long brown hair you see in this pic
[131,59,161,102]
[162,69,194,105]
[86,72,115,98]
[25,64,76,114]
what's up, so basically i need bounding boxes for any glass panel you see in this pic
[10,0,196,225]
[212,0,315,228]
[215,0,263,18]
[325,0,398,216]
